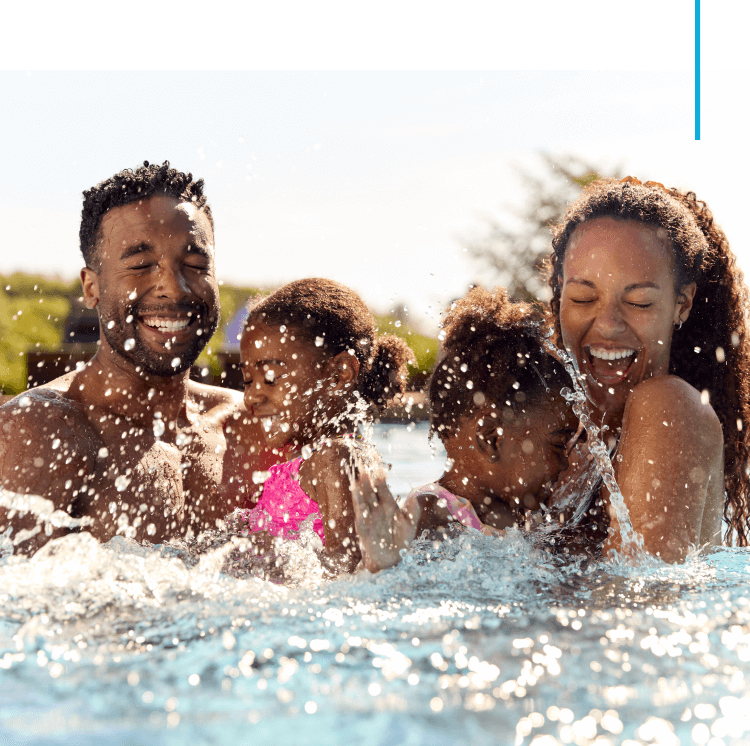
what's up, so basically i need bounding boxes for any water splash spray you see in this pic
[539,337,644,556]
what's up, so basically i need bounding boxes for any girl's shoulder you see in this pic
[301,434,382,479]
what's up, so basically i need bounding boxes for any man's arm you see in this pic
[0,391,99,554]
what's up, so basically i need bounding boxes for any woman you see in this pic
[549,177,750,561]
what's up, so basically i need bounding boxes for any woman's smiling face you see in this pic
[559,217,695,418]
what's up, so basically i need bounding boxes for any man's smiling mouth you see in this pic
[141,316,192,333]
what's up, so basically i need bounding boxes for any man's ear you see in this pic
[327,350,360,392]
[474,411,502,464]
[81,267,100,309]
[675,281,697,325]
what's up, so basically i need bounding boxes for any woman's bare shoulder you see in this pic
[625,375,722,441]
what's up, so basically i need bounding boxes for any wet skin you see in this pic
[240,322,367,571]
[558,217,724,561]
[352,395,578,573]
[0,195,275,553]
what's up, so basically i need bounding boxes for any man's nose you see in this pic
[155,264,191,299]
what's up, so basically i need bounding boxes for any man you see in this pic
[0,161,272,553]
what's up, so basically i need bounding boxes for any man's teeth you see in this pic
[143,318,190,332]
[589,348,635,361]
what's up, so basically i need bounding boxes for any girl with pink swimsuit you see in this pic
[352,287,579,572]
[226,278,413,573]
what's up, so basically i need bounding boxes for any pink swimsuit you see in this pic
[231,457,325,544]
[405,483,504,538]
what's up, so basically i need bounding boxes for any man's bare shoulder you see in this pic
[189,380,243,412]
[0,385,101,499]
[0,383,92,431]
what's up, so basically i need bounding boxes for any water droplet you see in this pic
[128,290,137,300]
[171,357,181,368]
[126,315,134,324]
[301,444,313,459]
[107,320,115,329]
[252,471,271,484]
[315,336,324,347]
[153,419,165,438]
[394,320,401,328]
[98,447,109,458]
[115,475,131,492]
[105,388,112,396]
[124,338,135,351]
[51,438,61,450]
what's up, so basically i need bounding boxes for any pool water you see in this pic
[1,422,750,746]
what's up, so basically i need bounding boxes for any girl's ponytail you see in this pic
[359,334,415,411]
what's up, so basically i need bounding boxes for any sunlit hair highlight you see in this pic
[429,286,570,442]
[80,160,213,268]
[548,177,750,545]
[245,278,414,411]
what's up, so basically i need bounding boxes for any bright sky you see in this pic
[1,2,747,332]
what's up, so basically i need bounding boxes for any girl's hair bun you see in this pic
[360,334,415,411]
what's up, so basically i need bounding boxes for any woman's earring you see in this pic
[675,318,683,330]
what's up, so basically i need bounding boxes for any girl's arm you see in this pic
[352,474,464,572]
[300,441,363,572]
[602,375,724,563]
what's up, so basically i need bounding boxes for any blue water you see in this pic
[1,422,750,746]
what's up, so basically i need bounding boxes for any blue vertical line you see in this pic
[695,0,700,140]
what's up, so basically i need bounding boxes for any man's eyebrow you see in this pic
[186,243,212,259]
[120,242,153,261]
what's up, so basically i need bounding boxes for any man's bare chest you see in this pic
[82,415,227,539]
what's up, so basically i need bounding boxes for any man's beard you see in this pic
[100,301,220,377]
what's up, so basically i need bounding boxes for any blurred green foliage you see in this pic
[0,274,78,394]
[0,275,438,395]
[376,315,438,390]
[195,284,265,375]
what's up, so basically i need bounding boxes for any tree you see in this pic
[461,153,623,302]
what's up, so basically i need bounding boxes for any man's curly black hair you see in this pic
[79,161,213,268]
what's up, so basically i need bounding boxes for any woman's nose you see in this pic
[592,300,627,337]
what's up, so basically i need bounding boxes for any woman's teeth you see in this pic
[143,317,190,332]
[589,348,635,361]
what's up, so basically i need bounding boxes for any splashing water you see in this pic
[540,337,644,556]
[1,424,750,744]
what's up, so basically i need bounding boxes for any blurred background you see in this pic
[0,69,745,397]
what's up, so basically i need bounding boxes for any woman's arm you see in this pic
[603,375,724,563]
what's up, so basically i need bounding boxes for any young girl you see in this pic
[227,278,414,573]
[548,177,750,562]
[353,286,579,572]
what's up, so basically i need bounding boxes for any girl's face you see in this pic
[240,322,330,451]
[559,217,694,417]
[490,395,578,509]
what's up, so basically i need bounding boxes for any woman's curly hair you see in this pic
[246,278,415,411]
[80,160,213,268]
[548,177,750,546]
[429,286,570,442]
